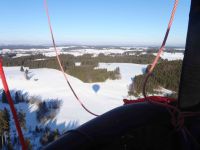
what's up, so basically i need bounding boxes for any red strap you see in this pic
[44,0,98,117]
[0,60,27,150]
[141,0,183,128]
[148,0,179,73]
[143,0,179,98]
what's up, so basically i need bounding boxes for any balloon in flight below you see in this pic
[92,84,100,93]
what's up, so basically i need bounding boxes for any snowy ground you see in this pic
[0,63,147,132]
[153,52,184,60]
[0,46,184,148]
[1,46,184,60]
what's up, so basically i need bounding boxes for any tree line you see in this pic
[2,53,158,68]
[3,54,125,82]
[129,60,182,98]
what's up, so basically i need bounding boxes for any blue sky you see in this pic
[0,0,191,46]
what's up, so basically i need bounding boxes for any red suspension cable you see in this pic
[0,59,27,150]
[143,0,179,98]
[44,0,99,117]
[149,0,179,74]
[142,0,181,127]
[142,0,200,129]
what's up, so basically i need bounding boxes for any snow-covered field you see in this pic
[0,47,184,129]
[0,63,146,131]
[0,46,184,148]
[1,46,185,60]
[153,52,184,60]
